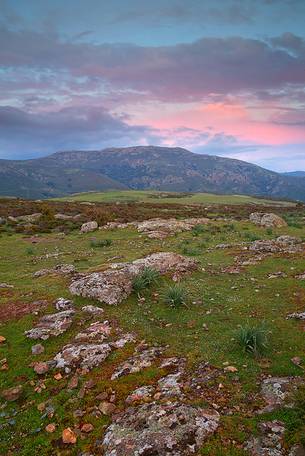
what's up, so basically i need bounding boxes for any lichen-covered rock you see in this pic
[8,213,42,223]
[249,237,303,254]
[80,221,98,233]
[260,377,301,413]
[245,420,286,456]
[249,213,287,228]
[54,321,112,371]
[25,310,75,340]
[102,402,220,455]
[54,297,74,311]
[81,305,104,315]
[111,346,164,379]
[287,311,305,320]
[33,264,76,278]
[70,252,198,305]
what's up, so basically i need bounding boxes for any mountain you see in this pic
[282,171,305,177]
[1,146,305,201]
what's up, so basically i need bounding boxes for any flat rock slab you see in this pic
[25,310,75,340]
[70,252,198,305]
[103,402,219,455]
[111,346,164,379]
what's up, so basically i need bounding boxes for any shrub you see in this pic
[26,247,35,255]
[132,267,160,293]
[235,323,268,355]
[162,284,187,308]
[244,232,260,242]
[90,239,112,248]
[192,224,205,236]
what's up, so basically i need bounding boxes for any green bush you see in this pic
[90,239,112,248]
[132,267,160,293]
[235,323,268,355]
[162,284,187,308]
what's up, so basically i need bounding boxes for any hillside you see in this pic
[1,146,305,201]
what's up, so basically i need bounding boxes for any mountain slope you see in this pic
[1,146,305,201]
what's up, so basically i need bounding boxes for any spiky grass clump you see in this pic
[192,224,205,236]
[132,267,160,293]
[236,323,268,355]
[90,239,112,248]
[163,284,187,308]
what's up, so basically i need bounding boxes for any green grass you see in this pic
[0,209,304,454]
[53,189,294,206]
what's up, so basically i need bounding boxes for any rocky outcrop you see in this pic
[249,213,287,228]
[70,252,198,305]
[80,221,98,233]
[25,310,75,340]
[8,213,42,223]
[260,377,302,413]
[33,264,76,278]
[102,402,220,455]
[245,420,286,456]
[103,217,210,239]
[249,236,303,254]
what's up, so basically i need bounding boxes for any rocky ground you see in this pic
[0,202,304,455]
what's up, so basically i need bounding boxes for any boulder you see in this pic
[70,252,198,305]
[2,385,23,401]
[54,297,74,311]
[103,402,219,455]
[25,310,75,340]
[80,221,98,233]
[249,213,287,228]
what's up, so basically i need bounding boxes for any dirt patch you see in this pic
[0,299,49,322]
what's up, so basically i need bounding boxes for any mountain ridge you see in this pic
[0,146,305,201]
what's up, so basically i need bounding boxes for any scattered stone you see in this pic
[33,264,76,278]
[62,427,77,444]
[99,401,116,415]
[268,271,287,279]
[126,386,154,404]
[110,333,136,349]
[70,252,198,305]
[224,366,238,373]
[291,357,302,366]
[54,372,62,381]
[287,311,305,320]
[157,372,183,397]
[102,402,219,455]
[0,283,13,289]
[295,272,305,280]
[249,213,287,228]
[54,297,74,311]
[80,221,98,233]
[45,423,56,433]
[9,213,42,223]
[34,362,49,375]
[25,310,75,340]
[0,336,6,344]
[67,376,79,389]
[2,385,23,402]
[81,305,104,315]
[111,346,164,379]
[31,344,45,355]
[81,423,94,433]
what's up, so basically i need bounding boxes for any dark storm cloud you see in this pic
[1,27,305,103]
[0,105,154,158]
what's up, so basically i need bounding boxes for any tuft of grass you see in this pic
[25,246,34,255]
[235,322,268,355]
[90,238,112,248]
[162,284,187,308]
[192,224,205,236]
[244,232,261,242]
[132,267,160,293]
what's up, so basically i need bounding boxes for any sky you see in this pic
[0,0,305,171]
